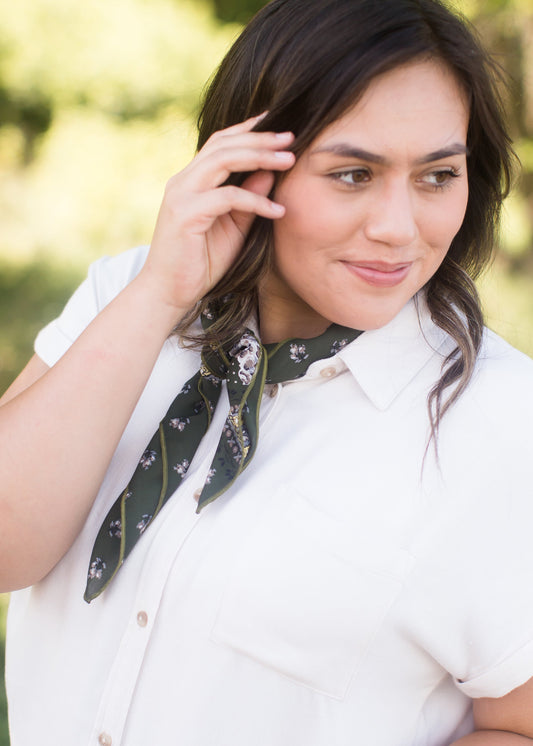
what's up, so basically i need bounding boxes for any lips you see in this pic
[343,260,413,287]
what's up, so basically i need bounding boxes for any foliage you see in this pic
[0,0,236,119]
[480,258,533,355]
[470,0,533,263]
[0,0,238,267]
[211,0,265,23]
[0,258,83,393]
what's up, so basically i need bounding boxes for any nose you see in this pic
[363,178,418,247]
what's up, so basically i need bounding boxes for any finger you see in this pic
[230,170,277,236]
[179,145,295,192]
[240,169,276,197]
[194,130,294,174]
[201,129,294,155]
[206,112,268,143]
[179,185,285,235]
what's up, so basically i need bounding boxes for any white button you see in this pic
[268,383,279,398]
[193,488,202,502]
[320,366,337,379]
[98,733,112,746]
[136,611,148,628]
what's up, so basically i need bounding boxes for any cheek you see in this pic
[421,188,469,251]
[274,193,355,255]
[275,171,352,240]
[272,206,321,266]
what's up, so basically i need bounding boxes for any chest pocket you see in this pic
[211,485,414,700]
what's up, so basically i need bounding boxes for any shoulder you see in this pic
[441,327,533,454]
[34,246,151,367]
[85,245,150,310]
[472,328,533,407]
[479,327,533,372]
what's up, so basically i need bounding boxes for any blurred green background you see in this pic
[0,0,532,742]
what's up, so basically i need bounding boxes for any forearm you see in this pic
[453,732,533,744]
[0,273,185,591]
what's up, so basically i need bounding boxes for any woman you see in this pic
[2,0,533,744]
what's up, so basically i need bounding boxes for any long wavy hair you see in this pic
[177,0,515,435]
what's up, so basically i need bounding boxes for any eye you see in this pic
[329,168,371,187]
[420,168,461,191]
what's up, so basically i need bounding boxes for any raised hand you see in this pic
[139,114,296,317]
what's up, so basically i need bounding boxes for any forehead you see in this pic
[310,59,469,157]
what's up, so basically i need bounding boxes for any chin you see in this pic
[326,301,408,332]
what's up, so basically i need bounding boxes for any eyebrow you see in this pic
[310,143,469,165]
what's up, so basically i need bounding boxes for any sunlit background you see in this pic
[0,0,532,741]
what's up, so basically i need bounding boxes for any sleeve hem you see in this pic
[33,246,150,368]
[456,637,533,698]
[34,322,77,368]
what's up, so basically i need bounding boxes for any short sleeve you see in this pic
[35,246,149,367]
[395,340,533,700]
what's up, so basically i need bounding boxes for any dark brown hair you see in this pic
[177,0,515,433]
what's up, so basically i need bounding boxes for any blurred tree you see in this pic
[468,0,533,266]
[0,86,52,163]
[0,0,239,267]
[0,0,236,166]
[211,0,265,23]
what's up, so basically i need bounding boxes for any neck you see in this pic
[258,276,331,344]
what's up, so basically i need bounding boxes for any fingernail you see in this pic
[274,151,294,160]
[255,111,269,121]
[271,202,285,213]
[275,131,294,140]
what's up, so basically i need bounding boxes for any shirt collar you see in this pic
[337,294,451,411]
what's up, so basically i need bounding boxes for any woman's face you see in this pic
[260,59,470,341]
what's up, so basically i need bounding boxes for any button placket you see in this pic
[87,367,284,746]
[89,495,205,746]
